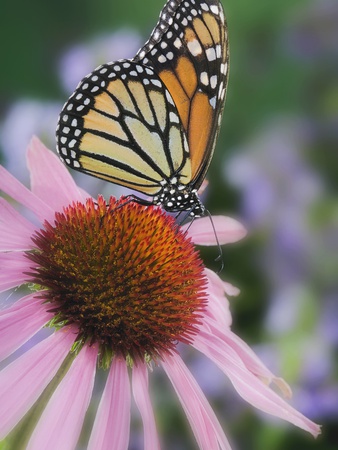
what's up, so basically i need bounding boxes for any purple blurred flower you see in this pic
[0,100,61,184]
[225,117,323,228]
[283,0,338,61]
[58,29,142,94]
[224,116,338,422]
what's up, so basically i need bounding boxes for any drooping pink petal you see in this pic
[0,198,36,251]
[203,269,232,329]
[0,164,52,224]
[27,136,88,211]
[227,333,293,398]
[193,329,321,437]
[222,281,240,297]
[0,252,34,293]
[205,268,229,298]
[0,328,76,439]
[26,343,97,450]
[88,356,131,450]
[203,316,290,395]
[132,361,161,450]
[0,293,54,362]
[185,216,247,246]
[162,352,232,450]
[205,269,240,298]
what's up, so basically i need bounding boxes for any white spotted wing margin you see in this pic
[56,60,192,196]
[133,0,229,191]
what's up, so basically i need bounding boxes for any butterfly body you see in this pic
[56,0,229,217]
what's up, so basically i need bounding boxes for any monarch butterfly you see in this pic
[56,0,229,217]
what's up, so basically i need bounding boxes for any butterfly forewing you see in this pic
[134,0,229,189]
[56,60,191,195]
[56,0,228,216]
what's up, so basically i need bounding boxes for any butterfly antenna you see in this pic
[205,209,224,273]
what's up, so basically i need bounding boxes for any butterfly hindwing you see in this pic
[57,60,191,195]
[133,0,229,189]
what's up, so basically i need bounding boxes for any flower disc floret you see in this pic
[26,196,207,361]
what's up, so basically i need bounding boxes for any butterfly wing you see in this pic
[134,0,229,190]
[56,60,191,195]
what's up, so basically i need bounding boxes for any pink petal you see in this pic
[193,329,321,437]
[162,352,232,450]
[27,136,88,211]
[184,216,247,246]
[0,165,53,224]
[227,333,285,389]
[88,356,130,450]
[205,268,240,298]
[0,198,36,251]
[0,328,76,439]
[202,315,292,398]
[0,293,53,362]
[222,281,240,297]
[0,252,34,293]
[132,361,160,450]
[27,343,97,450]
[226,332,293,398]
[204,269,232,328]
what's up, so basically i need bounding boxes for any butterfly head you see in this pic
[153,178,205,217]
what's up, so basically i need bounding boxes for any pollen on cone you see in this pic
[26,196,207,361]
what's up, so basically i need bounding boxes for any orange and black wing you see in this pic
[133,0,229,190]
[56,60,191,195]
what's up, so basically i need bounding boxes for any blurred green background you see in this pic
[0,0,337,449]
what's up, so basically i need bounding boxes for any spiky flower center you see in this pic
[26,196,207,361]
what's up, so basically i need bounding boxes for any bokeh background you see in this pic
[0,0,337,449]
